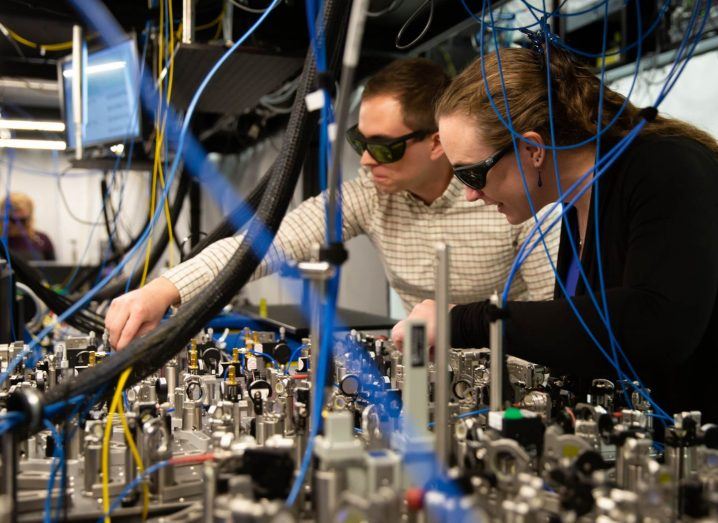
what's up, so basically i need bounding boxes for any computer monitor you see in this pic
[59,38,142,150]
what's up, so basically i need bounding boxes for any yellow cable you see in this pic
[6,29,37,48]
[155,0,163,82]
[157,162,175,268]
[148,0,177,274]
[6,29,73,53]
[118,400,150,519]
[195,11,223,31]
[166,0,175,106]
[140,0,165,286]
[140,153,160,286]
[212,14,224,40]
[40,41,74,52]
[142,0,182,280]
[161,0,176,268]
[101,367,132,523]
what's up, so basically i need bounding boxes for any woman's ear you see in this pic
[522,131,546,168]
[429,131,445,160]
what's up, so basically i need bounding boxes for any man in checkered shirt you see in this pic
[106,58,560,349]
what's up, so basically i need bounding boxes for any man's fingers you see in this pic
[135,321,158,339]
[116,313,145,351]
[105,303,130,349]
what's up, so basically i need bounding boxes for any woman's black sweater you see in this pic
[451,135,718,422]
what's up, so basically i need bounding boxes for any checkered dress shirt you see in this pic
[163,168,560,311]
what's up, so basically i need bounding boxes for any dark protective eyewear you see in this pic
[452,145,511,191]
[345,124,435,164]
[10,216,29,226]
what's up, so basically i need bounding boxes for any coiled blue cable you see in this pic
[508,0,709,418]
[519,0,673,60]
[459,0,615,33]
[478,0,708,422]
[466,0,666,151]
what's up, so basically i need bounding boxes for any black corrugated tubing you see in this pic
[41,0,351,424]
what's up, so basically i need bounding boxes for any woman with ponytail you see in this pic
[393,43,718,421]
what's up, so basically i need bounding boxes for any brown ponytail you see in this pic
[436,46,718,157]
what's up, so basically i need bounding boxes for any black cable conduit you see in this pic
[40,0,350,425]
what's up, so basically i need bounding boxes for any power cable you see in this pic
[395,0,434,50]
[100,176,121,258]
[367,0,404,18]
[228,0,273,14]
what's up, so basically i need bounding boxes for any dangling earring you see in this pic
[537,167,543,188]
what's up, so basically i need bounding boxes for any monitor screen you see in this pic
[60,38,142,150]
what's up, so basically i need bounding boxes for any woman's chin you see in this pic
[498,204,526,225]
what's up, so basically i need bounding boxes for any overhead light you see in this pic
[0,119,65,132]
[0,138,67,151]
[62,61,126,78]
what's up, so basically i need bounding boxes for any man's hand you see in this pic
[105,277,180,350]
[391,299,438,350]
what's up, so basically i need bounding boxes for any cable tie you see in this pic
[519,28,546,57]
[327,122,337,143]
[305,89,326,112]
[638,106,658,122]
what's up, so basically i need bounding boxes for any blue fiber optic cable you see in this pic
[654,0,713,106]
[43,419,64,523]
[482,4,670,419]
[459,0,605,33]
[536,0,672,60]
[98,460,170,521]
[248,350,279,368]
[467,0,665,151]
[480,0,677,420]
[0,0,282,389]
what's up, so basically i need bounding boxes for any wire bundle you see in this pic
[38,0,351,424]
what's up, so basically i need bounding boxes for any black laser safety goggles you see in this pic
[452,145,511,191]
[345,124,436,164]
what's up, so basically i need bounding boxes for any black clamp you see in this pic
[319,242,348,267]
[519,28,546,57]
[486,302,510,322]
[638,106,658,122]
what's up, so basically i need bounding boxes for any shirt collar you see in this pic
[403,175,467,209]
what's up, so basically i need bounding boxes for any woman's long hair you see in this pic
[436,46,718,157]
[0,192,38,240]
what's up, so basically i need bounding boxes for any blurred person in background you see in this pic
[0,192,56,261]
